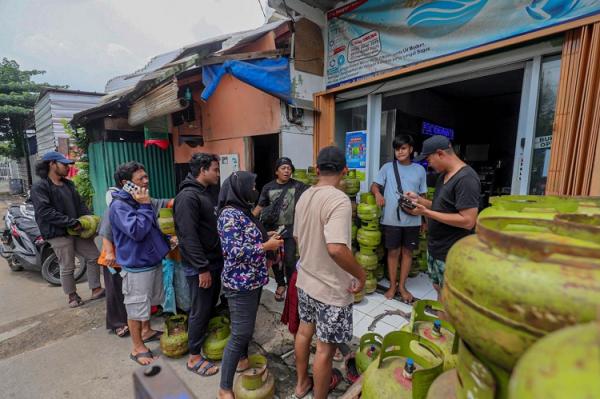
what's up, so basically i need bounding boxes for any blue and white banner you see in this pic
[326,0,600,87]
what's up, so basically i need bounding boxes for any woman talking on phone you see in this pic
[216,171,283,399]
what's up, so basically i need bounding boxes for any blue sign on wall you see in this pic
[345,131,367,168]
[327,0,600,88]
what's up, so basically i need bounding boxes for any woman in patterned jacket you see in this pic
[216,171,283,399]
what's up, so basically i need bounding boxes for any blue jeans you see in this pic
[219,287,262,390]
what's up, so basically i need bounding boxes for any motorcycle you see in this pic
[1,201,86,285]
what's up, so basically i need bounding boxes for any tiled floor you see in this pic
[263,272,438,338]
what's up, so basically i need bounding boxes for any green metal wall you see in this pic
[89,141,176,216]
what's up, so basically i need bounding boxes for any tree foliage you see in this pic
[0,58,66,158]
[63,120,94,210]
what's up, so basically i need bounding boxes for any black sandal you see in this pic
[114,326,129,338]
[274,286,286,302]
[130,350,156,365]
[187,357,219,377]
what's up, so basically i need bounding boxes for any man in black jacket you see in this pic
[174,153,223,377]
[31,151,104,308]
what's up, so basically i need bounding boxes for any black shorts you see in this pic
[382,225,420,250]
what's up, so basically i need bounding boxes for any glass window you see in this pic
[529,56,561,195]
[334,101,367,146]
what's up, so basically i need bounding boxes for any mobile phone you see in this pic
[275,225,287,237]
[123,180,140,195]
[400,194,417,210]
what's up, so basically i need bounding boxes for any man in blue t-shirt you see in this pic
[371,135,427,302]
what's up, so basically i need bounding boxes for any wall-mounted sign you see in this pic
[345,130,367,169]
[422,121,455,140]
[327,0,600,88]
[534,135,553,149]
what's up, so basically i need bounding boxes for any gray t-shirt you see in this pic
[98,197,170,242]
[373,161,427,227]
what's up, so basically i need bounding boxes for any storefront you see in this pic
[306,1,600,197]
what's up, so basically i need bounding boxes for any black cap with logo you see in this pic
[414,135,452,162]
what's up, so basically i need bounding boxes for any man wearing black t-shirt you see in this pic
[406,136,480,297]
[253,157,309,301]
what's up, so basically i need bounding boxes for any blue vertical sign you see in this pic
[345,131,367,168]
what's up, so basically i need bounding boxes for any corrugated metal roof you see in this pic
[105,19,291,94]
[33,91,103,155]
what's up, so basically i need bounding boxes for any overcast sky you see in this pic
[0,0,269,93]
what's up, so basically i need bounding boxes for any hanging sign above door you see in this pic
[326,0,600,88]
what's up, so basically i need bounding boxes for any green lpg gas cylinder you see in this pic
[342,169,360,196]
[354,288,365,303]
[293,169,309,185]
[357,228,382,248]
[426,340,496,399]
[375,263,384,281]
[443,217,600,372]
[67,214,101,238]
[355,333,383,374]
[158,208,176,235]
[160,315,189,358]
[360,192,376,205]
[202,316,231,361]
[365,271,377,294]
[401,300,458,371]
[356,247,378,271]
[357,203,380,222]
[361,219,380,231]
[233,354,275,399]
[508,322,600,399]
[362,331,444,399]
[351,224,358,242]
[479,195,580,221]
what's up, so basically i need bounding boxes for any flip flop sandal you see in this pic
[68,294,84,308]
[143,330,163,343]
[187,357,219,377]
[236,357,250,373]
[274,286,286,302]
[130,351,156,365]
[333,349,344,362]
[345,357,360,384]
[114,326,130,338]
[329,368,344,392]
[91,288,106,300]
[286,377,314,399]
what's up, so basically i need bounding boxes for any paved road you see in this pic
[0,198,222,399]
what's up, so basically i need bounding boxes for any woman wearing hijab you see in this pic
[216,171,283,399]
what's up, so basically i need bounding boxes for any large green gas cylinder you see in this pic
[443,217,600,372]
[355,332,383,374]
[202,316,231,361]
[233,354,275,399]
[509,322,600,399]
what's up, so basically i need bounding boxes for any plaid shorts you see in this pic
[297,288,353,344]
[427,253,446,287]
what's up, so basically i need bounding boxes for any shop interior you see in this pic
[380,69,524,208]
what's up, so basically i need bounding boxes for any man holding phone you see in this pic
[406,135,480,297]
[371,135,427,302]
[109,162,170,366]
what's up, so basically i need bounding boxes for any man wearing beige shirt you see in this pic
[292,146,366,399]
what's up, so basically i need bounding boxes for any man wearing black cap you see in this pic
[31,151,103,308]
[292,146,366,399]
[406,135,480,296]
[253,157,308,301]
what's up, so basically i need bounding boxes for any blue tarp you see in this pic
[201,57,292,103]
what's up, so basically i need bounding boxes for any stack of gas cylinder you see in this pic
[357,195,599,399]
[429,195,600,398]
[354,192,383,302]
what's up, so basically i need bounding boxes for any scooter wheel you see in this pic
[41,253,87,285]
